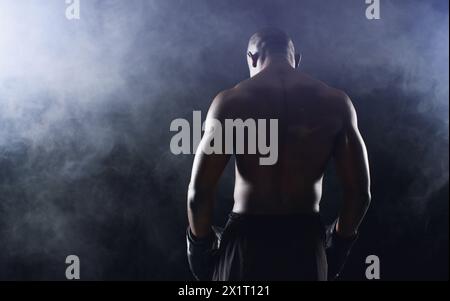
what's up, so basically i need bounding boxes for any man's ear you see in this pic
[295,53,302,69]
[247,51,260,68]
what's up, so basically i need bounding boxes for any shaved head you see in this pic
[246,28,298,76]
[248,28,295,59]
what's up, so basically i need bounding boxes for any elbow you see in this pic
[187,186,199,212]
[362,191,372,208]
[187,184,213,212]
[344,189,372,208]
[358,188,372,210]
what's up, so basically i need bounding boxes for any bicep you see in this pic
[189,136,231,193]
[189,92,232,192]
[333,99,370,195]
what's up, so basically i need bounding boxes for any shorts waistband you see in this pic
[227,212,322,227]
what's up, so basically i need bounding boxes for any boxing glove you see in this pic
[186,226,222,280]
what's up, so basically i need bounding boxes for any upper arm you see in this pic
[188,92,232,194]
[333,93,371,198]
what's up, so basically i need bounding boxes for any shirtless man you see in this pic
[186,28,371,281]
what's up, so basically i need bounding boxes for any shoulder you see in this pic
[208,82,251,119]
[315,82,354,112]
[303,76,357,128]
[322,87,357,126]
[325,87,352,106]
[295,72,347,104]
[207,87,244,121]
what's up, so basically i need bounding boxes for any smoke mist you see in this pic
[0,0,447,280]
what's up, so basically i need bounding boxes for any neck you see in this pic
[249,53,295,77]
[261,55,294,72]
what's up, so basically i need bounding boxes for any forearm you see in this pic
[187,186,214,238]
[337,191,371,237]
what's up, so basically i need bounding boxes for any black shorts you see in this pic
[212,212,328,281]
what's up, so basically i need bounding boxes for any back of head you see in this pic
[248,28,295,59]
[246,28,298,76]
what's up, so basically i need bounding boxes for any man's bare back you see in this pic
[224,66,347,215]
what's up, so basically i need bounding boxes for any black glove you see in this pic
[325,220,358,281]
[186,226,222,281]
